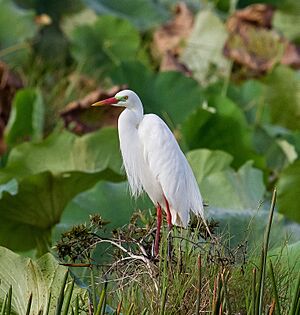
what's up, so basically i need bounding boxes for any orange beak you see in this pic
[91,97,118,107]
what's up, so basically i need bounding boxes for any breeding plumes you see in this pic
[92,90,208,255]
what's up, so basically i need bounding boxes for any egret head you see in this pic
[91,89,141,109]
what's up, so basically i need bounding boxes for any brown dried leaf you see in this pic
[224,26,284,73]
[281,43,300,69]
[0,62,23,154]
[152,2,194,73]
[160,51,192,75]
[232,4,274,29]
[60,85,126,135]
[224,4,299,74]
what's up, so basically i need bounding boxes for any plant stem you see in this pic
[257,188,277,315]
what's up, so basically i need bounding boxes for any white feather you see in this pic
[116,90,205,227]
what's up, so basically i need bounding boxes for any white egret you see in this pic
[92,90,209,256]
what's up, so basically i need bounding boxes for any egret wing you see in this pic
[138,114,204,227]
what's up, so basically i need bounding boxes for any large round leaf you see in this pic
[54,181,152,241]
[187,149,265,210]
[207,208,300,250]
[278,159,300,223]
[182,96,257,167]
[83,0,169,31]
[181,10,230,85]
[1,127,122,180]
[5,88,44,146]
[0,247,78,314]
[0,128,124,252]
[264,66,300,130]
[70,16,141,77]
[0,0,36,64]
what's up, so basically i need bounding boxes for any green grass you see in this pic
[1,190,299,314]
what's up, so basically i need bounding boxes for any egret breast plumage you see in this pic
[92,89,207,255]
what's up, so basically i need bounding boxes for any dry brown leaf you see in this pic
[281,43,300,69]
[0,62,23,154]
[160,51,192,75]
[224,4,300,74]
[60,85,126,135]
[152,2,194,73]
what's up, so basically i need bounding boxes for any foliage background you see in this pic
[0,0,300,312]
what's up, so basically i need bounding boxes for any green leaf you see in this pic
[0,247,70,314]
[5,88,45,146]
[207,208,300,250]
[187,149,265,210]
[13,0,84,21]
[0,128,124,252]
[83,0,169,31]
[187,149,233,183]
[273,1,300,42]
[0,170,122,252]
[181,9,231,86]
[253,125,298,171]
[182,96,256,167]
[111,62,204,127]
[54,181,152,241]
[270,241,300,273]
[70,16,141,77]
[1,127,122,180]
[0,0,36,64]
[264,66,300,130]
[278,159,300,223]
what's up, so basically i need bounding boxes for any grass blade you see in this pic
[195,255,202,315]
[289,271,300,315]
[268,260,281,315]
[95,281,107,315]
[55,271,69,315]
[90,267,97,312]
[127,303,134,315]
[6,285,12,315]
[25,293,33,315]
[116,299,122,315]
[141,308,148,315]
[74,295,79,315]
[44,292,52,315]
[62,277,75,315]
[1,294,7,315]
[258,188,277,315]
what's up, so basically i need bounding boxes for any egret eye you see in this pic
[123,96,128,100]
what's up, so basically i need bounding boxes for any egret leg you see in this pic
[154,203,162,256]
[163,195,173,259]
[163,195,173,231]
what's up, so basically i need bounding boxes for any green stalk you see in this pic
[95,281,107,315]
[127,303,134,315]
[74,295,79,315]
[252,268,257,315]
[62,278,75,315]
[160,245,168,315]
[141,308,148,315]
[55,271,69,315]
[195,255,202,315]
[1,295,7,315]
[289,271,300,315]
[90,267,97,311]
[258,188,277,315]
[6,286,12,315]
[268,260,281,315]
[44,292,52,315]
[222,271,232,315]
[25,293,33,315]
